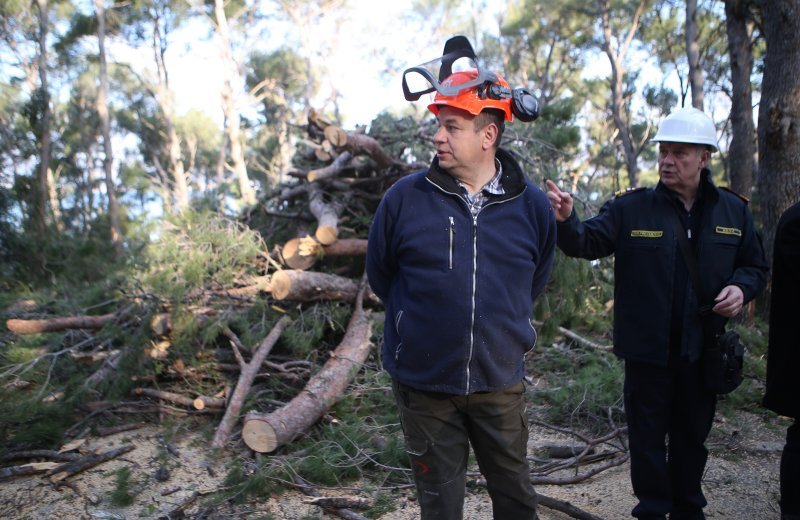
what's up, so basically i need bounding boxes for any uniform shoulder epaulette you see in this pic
[720,186,750,204]
[614,186,647,198]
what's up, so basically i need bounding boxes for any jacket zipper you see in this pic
[426,177,526,394]
[465,213,478,393]
[448,216,455,270]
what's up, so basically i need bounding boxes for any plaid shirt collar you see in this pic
[457,158,505,216]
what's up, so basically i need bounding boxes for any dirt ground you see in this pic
[0,408,788,520]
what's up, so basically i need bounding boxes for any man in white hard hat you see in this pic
[545,107,768,519]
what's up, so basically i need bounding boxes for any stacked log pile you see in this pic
[2,112,628,519]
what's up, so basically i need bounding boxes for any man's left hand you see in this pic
[712,285,744,317]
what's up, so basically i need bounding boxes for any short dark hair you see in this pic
[474,108,505,148]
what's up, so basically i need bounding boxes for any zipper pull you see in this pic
[448,216,455,270]
[687,229,692,239]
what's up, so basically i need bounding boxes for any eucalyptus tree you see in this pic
[640,1,757,193]
[95,0,124,255]
[597,0,652,188]
[757,0,800,269]
[245,48,309,187]
[110,0,193,213]
[0,0,74,242]
[139,0,191,212]
[685,0,704,109]
[33,0,54,240]
[272,0,345,116]
[175,109,223,202]
[491,0,589,184]
[183,0,256,207]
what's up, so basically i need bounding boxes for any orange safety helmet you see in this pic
[427,69,514,122]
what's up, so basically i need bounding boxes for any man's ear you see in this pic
[482,123,499,150]
[700,147,710,167]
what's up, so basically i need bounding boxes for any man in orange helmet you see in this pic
[367,66,556,519]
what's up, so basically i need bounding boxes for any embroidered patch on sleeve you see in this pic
[715,226,742,236]
[630,230,663,238]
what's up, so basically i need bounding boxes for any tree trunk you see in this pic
[95,0,124,256]
[34,0,52,242]
[152,8,190,212]
[46,164,64,233]
[724,0,756,196]
[757,0,800,284]
[598,0,645,188]
[242,277,372,453]
[685,0,705,110]
[214,0,256,206]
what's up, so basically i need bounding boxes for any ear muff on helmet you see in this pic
[476,81,540,123]
[510,88,540,122]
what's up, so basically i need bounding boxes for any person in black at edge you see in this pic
[764,201,800,520]
[545,107,768,519]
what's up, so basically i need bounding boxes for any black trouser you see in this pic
[392,379,538,520]
[624,358,717,520]
[782,420,800,518]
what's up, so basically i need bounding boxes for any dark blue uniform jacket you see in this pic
[556,171,768,366]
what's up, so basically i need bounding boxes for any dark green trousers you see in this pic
[392,379,538,520]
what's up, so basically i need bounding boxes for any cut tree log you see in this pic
[211,316,291,448]
[282,237,368,270]
[303,496,370,510]
[323,125,348,147]
[268,269,359,302]
[281,238,317,270]
[307,151,352,183]
[343,132,395,169]
[45,443,135,482]
[242,274,373,453]
[537,493,607,520]
[293,475,368,520]
[308,184,342,245]
[132,387,224,411]
[0,462,60,481]
[6,313,116,334]
[321,125,395,169]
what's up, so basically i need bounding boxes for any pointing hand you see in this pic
[545,179,574,222]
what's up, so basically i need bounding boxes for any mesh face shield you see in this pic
[401,35,496,101]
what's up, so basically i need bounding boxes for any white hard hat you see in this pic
[652,107,718,151]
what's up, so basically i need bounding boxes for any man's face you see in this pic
[433,105,489,178]
[658,141,708,193]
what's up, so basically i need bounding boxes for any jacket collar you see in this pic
[426,147,527,201]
